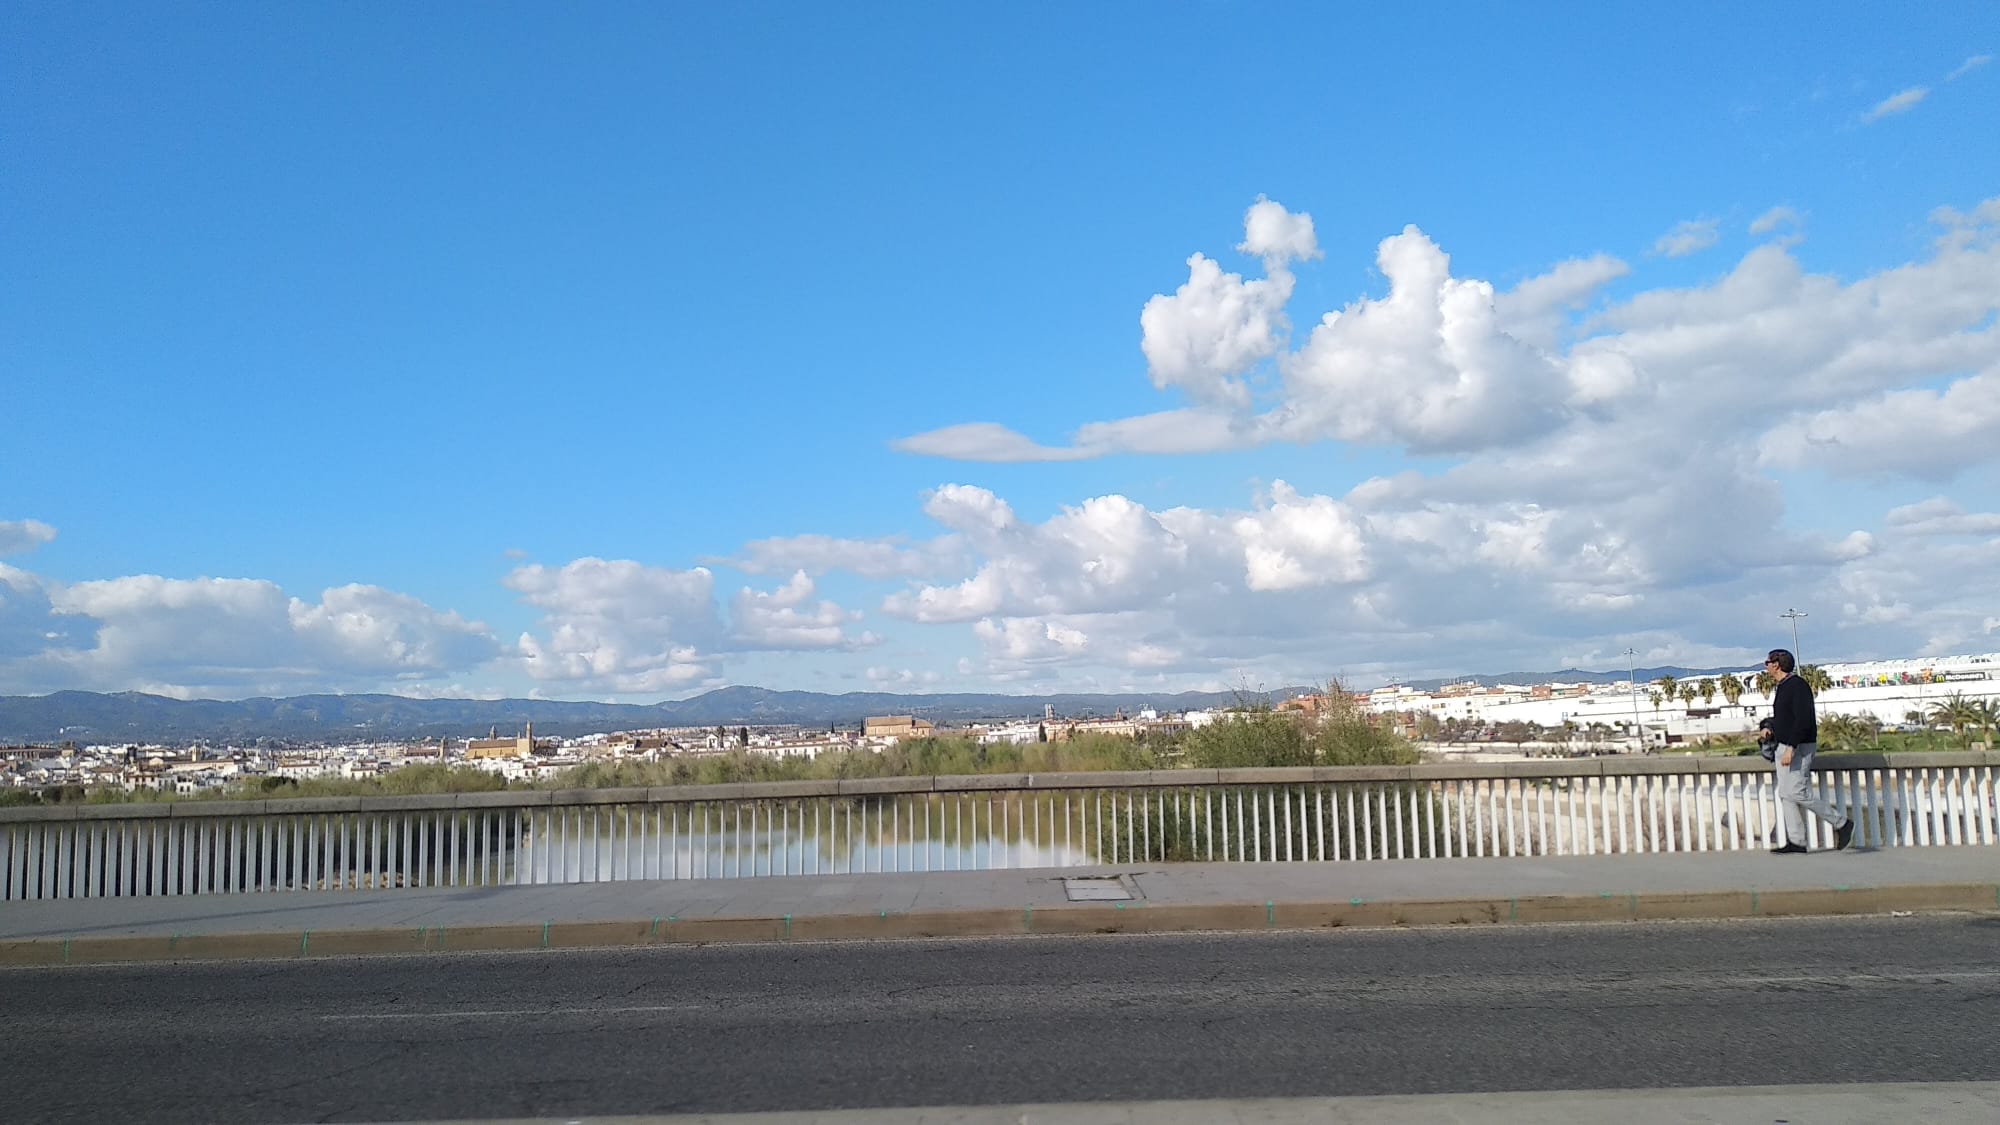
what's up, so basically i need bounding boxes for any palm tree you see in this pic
[1698,678,1717,707]
[1719,675,1743,708]
[1818,714,1859,752]
[1800,664,1833,694]
[1648,690,1663,713]
[1972,700,1998,751]
[1818,714,1877,753]
[1656,675,1678,702]
[1928,694,1980,748]
[1753,669,1778,697]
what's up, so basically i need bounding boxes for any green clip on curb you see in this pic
[1266,901,1275,927]
[300,930,311,956]
[783,914,792,940]
[540,921,551,949]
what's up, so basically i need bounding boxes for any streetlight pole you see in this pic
[1623,646,1642,754]
[1779,608,1807,663]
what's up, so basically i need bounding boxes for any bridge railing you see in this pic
[3,752,1994,901]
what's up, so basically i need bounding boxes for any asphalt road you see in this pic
[6,915,1999,1124]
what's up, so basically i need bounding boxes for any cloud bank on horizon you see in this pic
[5,188,1998,703]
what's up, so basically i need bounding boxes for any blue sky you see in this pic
[4,3,1998,702]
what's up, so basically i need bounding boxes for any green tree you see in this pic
[1719,675,1743,708]
[1928,694,1980,748]
[1183,711,1312,768]
[1648,690,1663,713]
[1698,678,1717,707]
[1799,664,1833,694]
[1656,675,1678,702]
[1182,681,1415,769]
[1970,699,1998,751]
[1817,713,1879,753]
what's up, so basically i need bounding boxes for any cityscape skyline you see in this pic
[6,6,1999,703]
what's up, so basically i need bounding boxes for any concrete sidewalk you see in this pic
[384,1082,2000,1124]
[2,846,1995,966]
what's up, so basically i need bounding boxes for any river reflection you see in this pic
[510,795,1108,882]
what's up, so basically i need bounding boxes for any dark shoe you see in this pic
[1770,843,1808,854]
[1835,820,1855,850]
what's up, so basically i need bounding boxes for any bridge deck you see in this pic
[2,846,1995,964]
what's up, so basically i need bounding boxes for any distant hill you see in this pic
[0,685,1312,745]
[1389,665,1751,692]
[0,665,1762,744]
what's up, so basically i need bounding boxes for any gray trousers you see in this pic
[1775,742,1846,846]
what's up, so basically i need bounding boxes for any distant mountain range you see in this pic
[0,666,1746,745]
[1400,665,1751,692]
[0,686,1282,745]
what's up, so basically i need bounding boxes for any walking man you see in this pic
[1765,648,1853,853]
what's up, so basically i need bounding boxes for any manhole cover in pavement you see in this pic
[1062,877,1133,901]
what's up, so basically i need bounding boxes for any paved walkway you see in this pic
[375,1082,2000,1124]
[2,847,1994,964]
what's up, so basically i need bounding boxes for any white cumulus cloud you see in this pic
[12,574,500,697]
[0,520,56,557]
[1493,254,1630,350]
[730,571,872,650]
[1884,498,2000,537]
[1271,226,1575,453]
[891,422,1088,463]
[1865,86,1928,122]
[1748,206,1804,235]
[1759,370,2000,479]
[1139,251,1293,409]
[506,558,723,694]
[1652,218,1720,258]
[1946,55,1991,82]
[729,533,966,580]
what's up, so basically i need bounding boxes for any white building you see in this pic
[1363,651,2000,744]
[977,723,1041,746]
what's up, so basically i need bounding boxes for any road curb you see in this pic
[4,880,1996,967]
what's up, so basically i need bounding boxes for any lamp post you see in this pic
[1623,646,1642,754]
[1779,608,1808,663]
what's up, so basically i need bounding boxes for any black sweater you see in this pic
[1771,675,1818,746]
